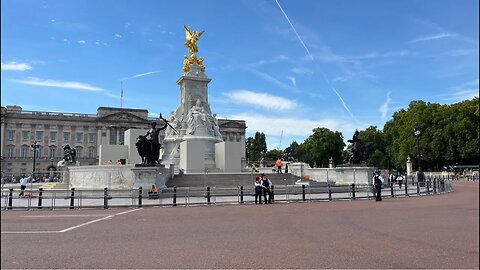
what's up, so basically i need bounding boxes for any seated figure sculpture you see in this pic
[186,99,208,135]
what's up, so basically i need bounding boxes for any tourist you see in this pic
[276,159,283,174]
[107,160,113,165]
[148,185,159,199]
[117,159,122,165]
[373,172,384,201]
[19,175,28,198]
[396,173,405,189]
[261,173,273,204]
[254,176,263,204]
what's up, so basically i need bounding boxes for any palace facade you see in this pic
[0,105,246,173]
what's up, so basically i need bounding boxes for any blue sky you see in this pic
[1,0,478,150]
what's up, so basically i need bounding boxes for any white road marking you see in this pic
[2,208,143,234]
[21,214,106,218]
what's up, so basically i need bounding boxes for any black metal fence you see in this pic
[1,176,454,211]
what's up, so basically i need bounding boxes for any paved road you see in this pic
[1,181,478,269]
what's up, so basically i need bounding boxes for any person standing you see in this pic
[373,172,383,201]
[276,159,283,174]
[19,175,28,198]
[254,176,263,204]
[396,174,405,189]
[261,173,273,204]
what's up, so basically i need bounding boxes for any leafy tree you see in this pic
[245,132,267,164]
[357,126,388,168]
[302,127,345,167]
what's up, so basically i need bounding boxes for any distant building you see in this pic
[0,105,246,173]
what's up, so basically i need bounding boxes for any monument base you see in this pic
[131,165,171,189]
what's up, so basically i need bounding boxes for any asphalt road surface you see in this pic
[1,181,478,269]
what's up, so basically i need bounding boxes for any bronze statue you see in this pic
[343,130,374,165]
[62,144,76,164]
[137,114,177,165]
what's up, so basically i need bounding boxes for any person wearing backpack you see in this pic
[373,172,384,201]
[261,173,272,204]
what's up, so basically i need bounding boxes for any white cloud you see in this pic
[287,76,296,87]
[437,79,479,102]
[78,40,86,44]
[410,32,457,43]
[1,61,32,71]
[291,67,313,75]
[120,70,162,81]
[248,68,300,93]
[224,90,297,110]
[11,77,105,92]
[63,39,69,43]
[378,91,392,120]
[114,34,122,38]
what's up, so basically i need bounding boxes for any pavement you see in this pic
[1,181,477,269]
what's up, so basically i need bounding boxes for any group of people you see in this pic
[389,173,406,188]
[254,173,273,204]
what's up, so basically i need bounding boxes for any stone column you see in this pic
[406,156,412,176]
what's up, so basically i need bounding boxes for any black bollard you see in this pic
[103,187,108,209]
[426,181,430,195]
[38,188,43,209]
[8,188,13,210]
[173,186,177,206]
[138,187,143,208]
[390,182,394,197]
[271,185,274,203]
[433,178,437,194]
[416,181,420,195]
[240,186,244,204]
[70,188,75,209]
[302,184,306,201]
[352,184,356,200]
[207,186,211,205]
[328,184,332,201]
[405,180,408,197]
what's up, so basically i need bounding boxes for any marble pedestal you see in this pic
[131,165,171,189]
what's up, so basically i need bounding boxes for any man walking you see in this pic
[19,175,28,198]
[276,159,283,174]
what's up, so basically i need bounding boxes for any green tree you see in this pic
[245,132,267,164]
[357,126,388,168]
[302,127,345,167]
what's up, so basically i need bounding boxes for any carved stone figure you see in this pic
[186,99,208,135]
[144,120,168,164]
[182,25,206,73]
[165,111,178,137]
[212,113,221,138]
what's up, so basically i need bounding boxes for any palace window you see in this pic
[75,147,82,159]
[50,148,56,158]
[50,131,57,142]
[22,131,30,141]
[63,132,70,142]
[76,133,83,143]
[88,147,95,159]
[21,147,28,158]
[36,131,44,141]
[35,147,42,158]
[7,147,14,158]
[8,130,15,141]
[88,133,95,143]
[110,127,117,145]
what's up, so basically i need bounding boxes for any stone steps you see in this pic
[166,173,297,188]
[41,182,70,190]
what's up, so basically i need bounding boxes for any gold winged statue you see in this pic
[183,25,206,73]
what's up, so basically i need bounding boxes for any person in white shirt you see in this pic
[396,174,405,189]
[19,176,28,197]
[254,176,263,204]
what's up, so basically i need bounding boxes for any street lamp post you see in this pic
[413,124,421,171]
[30,141,40,190]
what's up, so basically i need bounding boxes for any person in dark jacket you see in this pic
[373,172,384,201]
[261,173,273,204]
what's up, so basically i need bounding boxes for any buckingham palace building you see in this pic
[0,105,247,173]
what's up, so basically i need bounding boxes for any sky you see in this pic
[1,0,479,150]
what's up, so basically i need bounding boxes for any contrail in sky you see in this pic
[274,0,355,119]
[120,70,162,81]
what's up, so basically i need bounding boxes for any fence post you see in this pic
[271,185,275,203]
[70,188,75,209]
[138,187,143,208]
[351,184,356,200]
[302,184,306,201]
[433,178,437,194]
[390,182,394,197]
[411,175,414,186]
[8,188,13,210]
[207,186,211,205]
[328,183,332,201]
[240,186,244,204]
[38,188,43,209]
[416,181,420,195]
[173,186,177,206]
[104,187,108,209]
[426,180,430,195]
[405,180,408,197]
